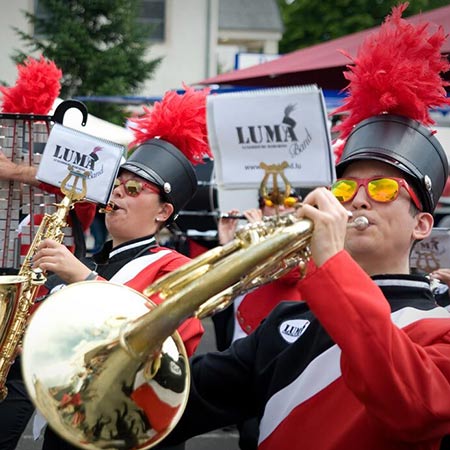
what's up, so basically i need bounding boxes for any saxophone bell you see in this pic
[0,275,27,401]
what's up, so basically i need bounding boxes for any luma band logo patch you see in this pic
[279,319,310,343]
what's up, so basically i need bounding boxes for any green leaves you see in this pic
[15,0,161,124]
[277,0,450,54]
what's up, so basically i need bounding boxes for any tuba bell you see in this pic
[21,212,314,449]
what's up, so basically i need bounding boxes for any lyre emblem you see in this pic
[60,165,90,201]
[259,161,293,212]
[414,251,440,273]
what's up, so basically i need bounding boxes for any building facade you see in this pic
[0,0,282,97]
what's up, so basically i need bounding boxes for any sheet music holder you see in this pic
[36,123,124,205]
[207,85,335,191]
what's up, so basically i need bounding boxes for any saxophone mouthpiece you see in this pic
[99,202,118,214]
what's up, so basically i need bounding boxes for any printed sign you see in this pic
[36,123,124,204]
[207,85,335,189]
[410,228,450,273]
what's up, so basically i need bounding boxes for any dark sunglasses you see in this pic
[331,177,422,210]
[113,178,160,197]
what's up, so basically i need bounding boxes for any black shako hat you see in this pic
[336,114,449,213]
[332,4,450,214]
[120,138,198,218]
[125,85,212,222]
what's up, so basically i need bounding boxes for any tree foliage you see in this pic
[14,0,161,125]
[277,0,450,54]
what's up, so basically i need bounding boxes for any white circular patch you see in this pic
[279,319,310,343]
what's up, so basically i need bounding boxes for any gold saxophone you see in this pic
[0,169,88,401]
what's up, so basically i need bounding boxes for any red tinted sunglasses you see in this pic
[331,177,422,210]
[114,178,160,197]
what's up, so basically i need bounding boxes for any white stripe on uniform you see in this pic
[259,306,449,444]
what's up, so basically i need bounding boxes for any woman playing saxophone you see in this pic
[22,86,212,450]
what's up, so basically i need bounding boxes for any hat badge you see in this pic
[163,182,172,194]
[423,175,432,193]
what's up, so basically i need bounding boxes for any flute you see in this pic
[220,213,247,220]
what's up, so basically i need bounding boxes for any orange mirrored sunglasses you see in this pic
[331,177,421,210]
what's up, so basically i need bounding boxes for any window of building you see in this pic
[33,0,50,36]
[139,0,166,42]
[33,0,165,41]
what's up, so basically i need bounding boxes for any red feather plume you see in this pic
[128,84,212,165]
[0,56,62,114]
[333,2,450,161]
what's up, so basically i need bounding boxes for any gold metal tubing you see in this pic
[221,214,369,229]
[126,218,314,359]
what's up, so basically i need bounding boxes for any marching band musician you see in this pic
[153,5,450,450]
[26,86,211,450]
[216,188,303,350]
[216,192,304,450]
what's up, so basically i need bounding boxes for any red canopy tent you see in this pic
[198,5,450,90]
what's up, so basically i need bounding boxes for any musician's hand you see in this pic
[218,209,240,244]
[243,208,263,224]
[430,268,450,288]
[295,187,348,267]
[33,238,92,284]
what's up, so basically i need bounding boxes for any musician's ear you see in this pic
[157,202,174,223]
[412,211,433,241]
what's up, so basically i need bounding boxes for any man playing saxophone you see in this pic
[154,5,450,450]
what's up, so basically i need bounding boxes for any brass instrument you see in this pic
[220,212,369,230]
[21,150,370,449]
[0,169,87,401]
[21,212,316,449]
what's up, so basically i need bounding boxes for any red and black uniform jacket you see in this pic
[159,251,450,450]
